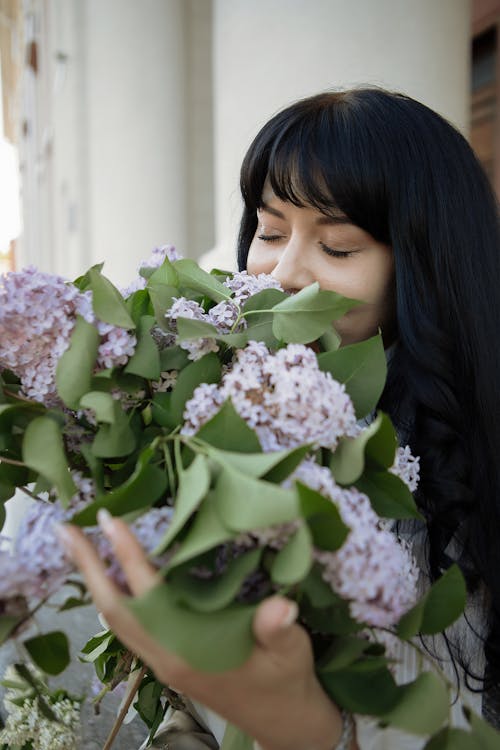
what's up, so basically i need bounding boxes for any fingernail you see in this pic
[55,524,75,558]
[281,601,299,628]
[97,508,114,534]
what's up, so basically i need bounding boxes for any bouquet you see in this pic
[0,246,497,749]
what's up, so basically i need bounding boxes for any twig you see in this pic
[0,455,26,467]
[18,485,48,502]
[102,665,147,750]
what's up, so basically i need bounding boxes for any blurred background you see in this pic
[0,0,499,287]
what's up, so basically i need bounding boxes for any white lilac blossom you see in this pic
[0,665,80,750]
[0,268,136,405]
[182,341,358,451]
[121,244,182,296]
[223,270,283,305]
[294,459,419,628]
[390,445,420,492]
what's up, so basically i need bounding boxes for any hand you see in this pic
[58,512,356,750]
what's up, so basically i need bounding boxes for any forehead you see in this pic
[260,180,349,222]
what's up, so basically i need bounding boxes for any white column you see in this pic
[205,0,470,271]
[84,0,187,286]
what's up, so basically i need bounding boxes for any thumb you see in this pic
[253,596,301,653]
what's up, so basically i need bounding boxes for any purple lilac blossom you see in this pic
[0,477,173,604]
[390,445,420,492]
[294,459,419,627]
[166,297,219,361]
[223,270,283,305]
[0,268,136,405]
[121,244,182,297]
[182,341,357,451]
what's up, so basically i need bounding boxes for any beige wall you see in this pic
[205,0,471,270]
[17,0,470,284]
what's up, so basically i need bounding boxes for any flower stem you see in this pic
[0,456,26,467]
[102,665,147,750]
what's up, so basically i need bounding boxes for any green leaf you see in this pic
[271,522,312,584]
[463,708,500,749]
[170,548,262,612]
[320,662,399,715]
[271,283,359,343]
[148,257,179,287]
[299,564,338,608]
[213,466,299,531]
[126,584,256,671]
[134,677,164,726]
[23,631,70,676]
[239,288,288,347]
[148,283,178,330]
[0,615,23,646]
[295,481,349,551]
[125,315,161,379]
[91,404,137,457]
[317,635,377,672]
[22,416,77,506]
[424,728,482,750]
[203,444,309,480]
[152,453,210,554]
[356,471,422,520]
[166,493,233,569]
[89,267,135,329]
[397,564,467,639]
[56,317,100,408]
[221,723,255,750]
[176,317,219,341]
[380,672,448,735]
[330,412,397,485]
[71,447,167,525]
[317,334,387,418]
[72,262,104,291]
[80,630,116,661]
[159,345,190,371]
[125,288,152,319]
[196,399,261,453]
[79,391,116,423]
[168,353,221,426]
[174,258,231,302]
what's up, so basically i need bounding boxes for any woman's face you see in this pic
[247,183,396,345]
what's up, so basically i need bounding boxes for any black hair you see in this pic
[237,88,500,687]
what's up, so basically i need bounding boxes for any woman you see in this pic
[58,88,500,749]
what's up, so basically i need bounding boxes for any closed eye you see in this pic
[320,242,357,258]
[257,234,283,242]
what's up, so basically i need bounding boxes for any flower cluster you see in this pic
[0,268,136,405]
[121,244,181,297]
[182,341,358,451]
[0,480,173,604]
[165,270,284,360]
[0,664,81,750]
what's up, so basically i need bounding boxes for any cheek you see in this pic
[246,241,271,275]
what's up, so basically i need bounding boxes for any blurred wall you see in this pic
[16,0,470,283]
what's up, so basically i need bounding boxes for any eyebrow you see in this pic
[258,201,353,226]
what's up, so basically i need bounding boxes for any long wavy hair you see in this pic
[237,88,500,687]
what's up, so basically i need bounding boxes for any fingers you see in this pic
[252,596,302,654]
[96,509,160,596]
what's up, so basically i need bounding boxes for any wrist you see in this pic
[253,684,358,750]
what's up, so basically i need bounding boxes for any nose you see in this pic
[271,239,315,292]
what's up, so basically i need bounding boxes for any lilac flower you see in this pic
[0,268,91,404]
[207,300,242,333]
[182,341,357,451]
[0,493,173,605]
[390,445,420,492]
[166,297,220,361]
[152,370,178,393]
[121,244,182,297]
[223,270,283,305]
[0,268,136,405]
[294,459,419,628]
[96,321,137,370]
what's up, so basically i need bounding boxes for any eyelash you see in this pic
[257,234,354,259]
